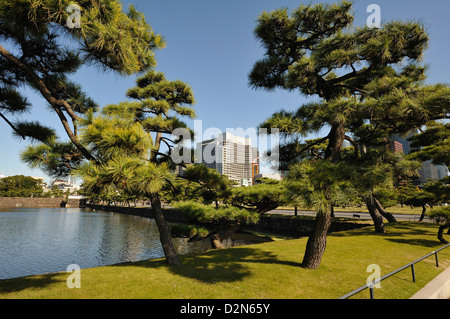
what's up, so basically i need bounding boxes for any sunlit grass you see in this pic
[1,222,449,299]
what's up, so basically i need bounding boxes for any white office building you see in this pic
[197,132,257,186]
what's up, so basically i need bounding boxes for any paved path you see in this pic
[269,209,433,222]
[410,265,450,299]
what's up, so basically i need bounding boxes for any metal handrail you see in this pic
[339,243,450,299]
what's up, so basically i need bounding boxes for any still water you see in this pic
[0,207,211,280]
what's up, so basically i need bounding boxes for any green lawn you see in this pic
[1,222,449,299]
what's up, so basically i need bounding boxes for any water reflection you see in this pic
[0,208,210,280]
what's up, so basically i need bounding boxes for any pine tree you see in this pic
[0,1,192,265]
[0,0,163,161]
[76,70,196,266]
[249,1,449,269]
[408,121,450,167]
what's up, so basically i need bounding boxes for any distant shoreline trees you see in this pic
[0,175,44,197]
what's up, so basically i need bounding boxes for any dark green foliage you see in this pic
[21,138,83,178]
[169,223,210,241]
[0,175,43,197]
[173,201,260,228]
[250,0,449,269]
[0,0,163,163]
[429,207,450,225]
[231,182,287,214]
[180,164,234,206]
[408,122,450,167]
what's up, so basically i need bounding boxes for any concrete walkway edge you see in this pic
[410,266,450,299]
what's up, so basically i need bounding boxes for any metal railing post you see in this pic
[369,285,374,299]
[435,252,439,268]
[411,264,416,282]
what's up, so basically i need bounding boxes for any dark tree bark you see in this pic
[437,225,449,244]
[210,224,240,249]
[374,197,397,223]
[301,211,332,269]
[301,120,344,269]
[150,193,180,266]
[365,196,386,234]
[419,205,427,222]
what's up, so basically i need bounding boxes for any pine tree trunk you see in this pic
[301,120,345,270]
[150,193,180,266]
[210,233,224,249]
[301,211,332,269]
[437,225,449,244]
[210,224,240,249]
[374,197,397,223]
[365,196,386,233]
[419,205,426,222]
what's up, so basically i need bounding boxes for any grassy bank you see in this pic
[1,222,449,299]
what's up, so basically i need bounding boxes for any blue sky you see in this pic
[1,0,449,182]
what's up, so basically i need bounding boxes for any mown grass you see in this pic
[1,222,449,299]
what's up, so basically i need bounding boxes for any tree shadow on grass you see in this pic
[330,221,445,250]
[0,273,63,295]
[119,247,302,284]
[331,222,438,238]
[385,238,442,248]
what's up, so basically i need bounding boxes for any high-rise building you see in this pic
[197,132,258,186]
[389,141,404,153]
[391,130,417,155]
[391,130,449,184]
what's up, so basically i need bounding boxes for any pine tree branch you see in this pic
[0,44,96,162]
[0,45,81,122]
[328,65,374,86]
[298,136,330,156]
[0,112,25,140]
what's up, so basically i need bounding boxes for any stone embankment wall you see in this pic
[85,204,370,237]
[0,197,81,209]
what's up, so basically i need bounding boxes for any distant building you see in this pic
[391,130,416,155]
[417,161,449,184]
[197,132,257,186]
[391,130,449,184]
[50,179,80,193]
[389,141,404,153]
